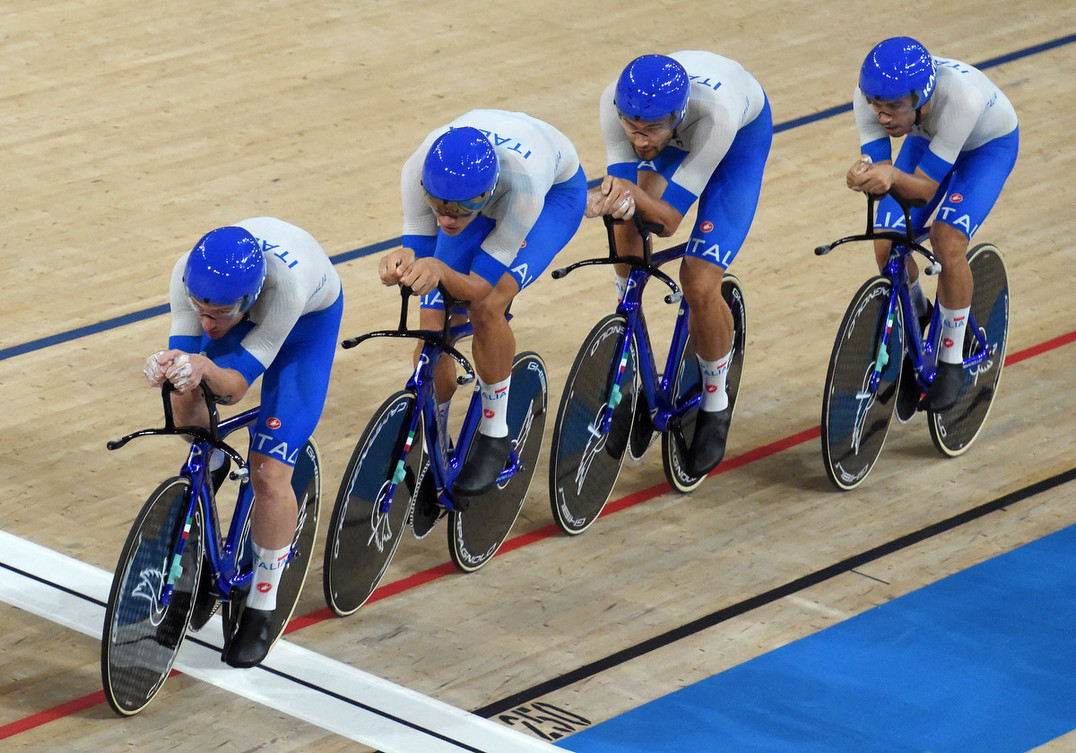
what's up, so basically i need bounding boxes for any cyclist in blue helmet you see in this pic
[589,51,773,479]
[379,110,587,497]
[143,217,343,669]
[847,37,1018,414]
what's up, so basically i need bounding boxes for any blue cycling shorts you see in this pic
[420,166,587,310]
[643,98,773,270]
[873,127,1019,240]
[200,293,342,467]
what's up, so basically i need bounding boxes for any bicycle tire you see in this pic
[260,438,322,645]
[323,392,421,617]
[548,314,637,535]
[821,276,904,490]
[928,243,1009,456]
[449,352,548,572]
[101,477,204,716]
[661,274,748,493]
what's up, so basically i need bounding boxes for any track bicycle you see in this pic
[817,192,1009,490]
[323,284,547,617]
[547,215,747,535]
[101,383,321,715]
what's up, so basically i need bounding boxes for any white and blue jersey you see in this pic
[855,58,1019,239]
[401,109,586,291]
[600,50,772,269]
[168,217,343,466]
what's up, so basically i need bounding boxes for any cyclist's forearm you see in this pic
[200,360,250,405]
[440,265,494,307]
[634,191,683,236]
[887,166,938,205]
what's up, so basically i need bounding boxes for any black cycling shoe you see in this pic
[896,304,934,423]
[451,433,512,499]
[895,356,921,423]
[603,397,634,459]
[222,606,275,669]
[919,361,966,412]
[685,407,732,478]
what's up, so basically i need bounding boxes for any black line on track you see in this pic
[472,465,1076,718]
[3,467,1074,749]
[0,565,486,752]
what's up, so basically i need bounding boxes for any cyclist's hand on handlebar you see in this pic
[143,350,169,387]
[846,157,897,195]
[585,175,636,221]
[378,248,415,286]
[844,154,872,189]
[161,351,213,394]
[396,256,444,297]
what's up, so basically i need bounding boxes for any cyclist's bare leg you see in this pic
[924,221,972,410]
[467,273,519,385]
[930,221,972,309]
[247,452,298,550]
[679,256,733,361]
[418,307,468,404]
[450,273,520,497]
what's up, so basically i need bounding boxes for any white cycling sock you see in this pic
[697,349,732,412]
[478,376,510,438]
[246,542,291,611]
[938,304,970,364]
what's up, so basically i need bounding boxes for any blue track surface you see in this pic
[562,522,1076,753]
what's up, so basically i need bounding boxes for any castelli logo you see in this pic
[483,409,495,418]
[266,417,282,430]
[700,221,714,233]
[257,583,273,593]
[519,240,527,249]
[949,193,964,204]
[943,338,955,348]
[705,385,718,393]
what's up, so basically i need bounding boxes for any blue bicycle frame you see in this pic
[817,194,994,398]
[340,285,520,517]
[108,383,255,609]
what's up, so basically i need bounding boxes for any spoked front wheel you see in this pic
[323,392,421,617]
[102,477,204,716]
[548,314,637,535]
[928,243,1009,456]
[821,276,904,490]
[449,351,548,571]
[662,274,748,493]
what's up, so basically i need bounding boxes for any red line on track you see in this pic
[2,330,1071,739]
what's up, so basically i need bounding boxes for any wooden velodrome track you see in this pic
[2,1,1075,751]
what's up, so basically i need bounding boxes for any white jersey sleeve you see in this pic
[235,217,341,372]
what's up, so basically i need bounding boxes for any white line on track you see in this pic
[0,529,569,753]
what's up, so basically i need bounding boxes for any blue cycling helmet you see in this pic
[859,37,937,107]
[184,226,265,313]
[614,54,690,126]
[422,126,499,209]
